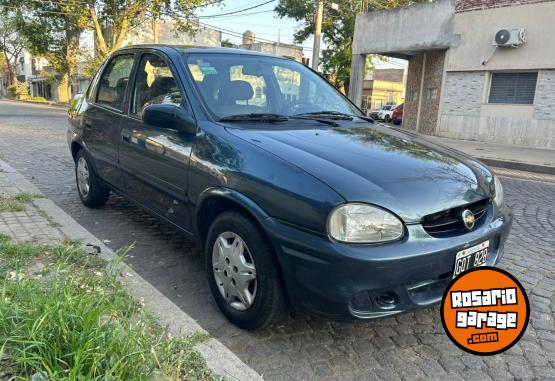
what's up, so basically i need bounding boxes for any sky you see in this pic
[196,0,303,46]
[196,0,408,69]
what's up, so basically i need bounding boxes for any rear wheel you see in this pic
[384,115,391,123]
[206,211,287,330]
[75,150,109,207]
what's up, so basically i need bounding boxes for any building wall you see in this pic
[123,20,222,47]
[352,0,456,55]
[437,1,555,148]
[438,70,555,148]
[456,0,552,13]
[240,42,303,62]
[402,53,423,131]
[419,50,445,135]
[441,71,486,116]
[362,69,405,111]
[447,1,555,72]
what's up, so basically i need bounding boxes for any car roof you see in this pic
[114,45,288,59]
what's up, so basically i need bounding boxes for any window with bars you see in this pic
[488,72,538,105]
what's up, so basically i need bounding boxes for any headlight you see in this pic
[493,175,504,207]
[327,203,404,243]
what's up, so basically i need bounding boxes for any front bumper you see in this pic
[262,205,513,320]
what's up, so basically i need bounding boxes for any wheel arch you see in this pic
[195,187,272,249]
[71,141,83,160]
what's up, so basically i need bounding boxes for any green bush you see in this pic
[6,81,30,100]
[28,96,48,102]
[7,84,16,98]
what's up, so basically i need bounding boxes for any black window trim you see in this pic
[487,71,539,105]
[93,52,137,114]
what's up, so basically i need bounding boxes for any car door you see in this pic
[83,53,135,190]
[119,51,194,232]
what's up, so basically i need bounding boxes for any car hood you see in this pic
[225,122,494,223]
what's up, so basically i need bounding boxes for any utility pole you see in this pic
[152,18,159,44]
[311,0,324,71]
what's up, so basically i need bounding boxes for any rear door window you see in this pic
[96,54,135,111]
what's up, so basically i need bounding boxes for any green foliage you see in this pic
[0,236,218,380]
[0,14,26,86]
[275,0,429,91]
[6,84,16,98]
[0,192,41,212]
[5,81,29,100]
[221,38,237,48]
[28,96,49,102]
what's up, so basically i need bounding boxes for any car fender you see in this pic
[194,186,273,247]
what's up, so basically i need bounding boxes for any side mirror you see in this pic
[142,103,197,135]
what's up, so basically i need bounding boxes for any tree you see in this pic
[1,0,89,102]
[275,0,427,92]
[89,0,223,61]
[0,14,26,86]
[221,38,237,48]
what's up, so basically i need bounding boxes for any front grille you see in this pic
[422,199,489,237]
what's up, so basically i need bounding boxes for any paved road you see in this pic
[1,100,554,380]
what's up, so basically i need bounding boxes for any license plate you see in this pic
[453,240,489,278]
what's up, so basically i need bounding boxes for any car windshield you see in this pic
[184,53,362,120]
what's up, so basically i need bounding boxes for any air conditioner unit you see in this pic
[493,28,526,47]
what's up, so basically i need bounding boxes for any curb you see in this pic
[0,159,262,381]
[0,98,69,110]
[476,158,555,176]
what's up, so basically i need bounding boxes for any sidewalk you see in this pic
[0,159,261,381]
[426,136,555,175]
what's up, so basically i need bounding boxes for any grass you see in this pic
[36,208,61,228]
[0,234,218,380]
[0,193,42,213]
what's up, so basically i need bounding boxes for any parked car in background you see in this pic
[392,104,404,125]
[376,104,396,122]
[68,46,512,330]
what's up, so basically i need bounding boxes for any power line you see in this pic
[198,21,311,51]
[198,8,275,19]
[219,0,274,12]
[197,0,275,19]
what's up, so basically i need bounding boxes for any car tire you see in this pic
[384,115,391,123]
[205,211,287,330]
[75,150,110,207]
[393,120,401,125]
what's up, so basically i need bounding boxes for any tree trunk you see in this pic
[7,63,16,86]
[57,73,71,103]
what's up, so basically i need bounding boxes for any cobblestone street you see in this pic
[1,99,554,380]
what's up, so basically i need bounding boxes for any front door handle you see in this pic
[122,129,131,142]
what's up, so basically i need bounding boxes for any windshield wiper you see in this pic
[296,111,376,124]
[289,115,339,127]
[219,113,289,122]
[220,112,339,127]
[294,111,355,120]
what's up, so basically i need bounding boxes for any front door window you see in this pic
[131,54,182,117]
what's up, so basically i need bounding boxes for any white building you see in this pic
[350,0,555,149]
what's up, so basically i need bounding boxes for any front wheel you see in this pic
[384,115,391,123]
[205,211,287,330]
[75,150,110,207]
